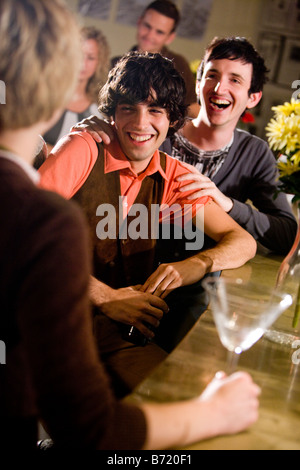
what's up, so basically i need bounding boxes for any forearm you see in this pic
[141,371,260,450]
[192,201,257,274]
[142,208,257,297]
[140,400,218,450]
[196,228,257,273]
[223,141,297,254]
[229,198,297,255]
[89,275,115,307]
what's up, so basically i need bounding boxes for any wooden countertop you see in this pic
[128,251,300,450]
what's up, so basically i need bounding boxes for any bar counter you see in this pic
[127,250,300,450]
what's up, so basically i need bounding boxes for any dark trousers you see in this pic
[93,313,167,398]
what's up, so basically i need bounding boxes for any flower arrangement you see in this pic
[266,98,300,203]
[266,98,300,330]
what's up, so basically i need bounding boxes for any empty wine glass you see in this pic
[202,276,293,372]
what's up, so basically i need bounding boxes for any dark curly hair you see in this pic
[197,36,269,94]
[98,52,187,136]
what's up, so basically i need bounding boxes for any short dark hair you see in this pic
[143,1,180,32]
[99,52,187,136]
[197,36,269,94]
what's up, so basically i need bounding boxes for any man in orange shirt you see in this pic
[39,52,256,394]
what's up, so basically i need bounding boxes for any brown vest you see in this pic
[72,144,166,288]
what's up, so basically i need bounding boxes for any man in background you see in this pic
[112,0,199,116]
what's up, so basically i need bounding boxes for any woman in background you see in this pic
[43,26,110,153]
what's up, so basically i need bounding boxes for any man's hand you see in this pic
[176,162,234,213]
[71,115,114,145]
[141,257,211,299]
[96,284,169,339]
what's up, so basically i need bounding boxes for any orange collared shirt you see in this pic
[104,138,168,217]
[38,131,210,220]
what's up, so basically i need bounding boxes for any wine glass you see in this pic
[202,276,293,372]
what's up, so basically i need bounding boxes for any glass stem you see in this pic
[226,350,239,373]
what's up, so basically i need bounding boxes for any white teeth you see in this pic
[211,98,230,105]
[129,133,152,142]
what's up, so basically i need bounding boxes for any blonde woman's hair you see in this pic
[0,0,81,131]
[81,26,110,103]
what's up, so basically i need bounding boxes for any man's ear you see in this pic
[246,91,262,110]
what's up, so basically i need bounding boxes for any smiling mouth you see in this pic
[129,133,153,142]
[209,98,231,110]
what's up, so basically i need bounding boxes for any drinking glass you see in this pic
[202,277,292,372]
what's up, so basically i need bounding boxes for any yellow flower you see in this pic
[291,149,300,166]
[271,98,300,118]
[190,59,201,75]
[266,98,300,202]
[277,159,300,177]
[266,114,300,154]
